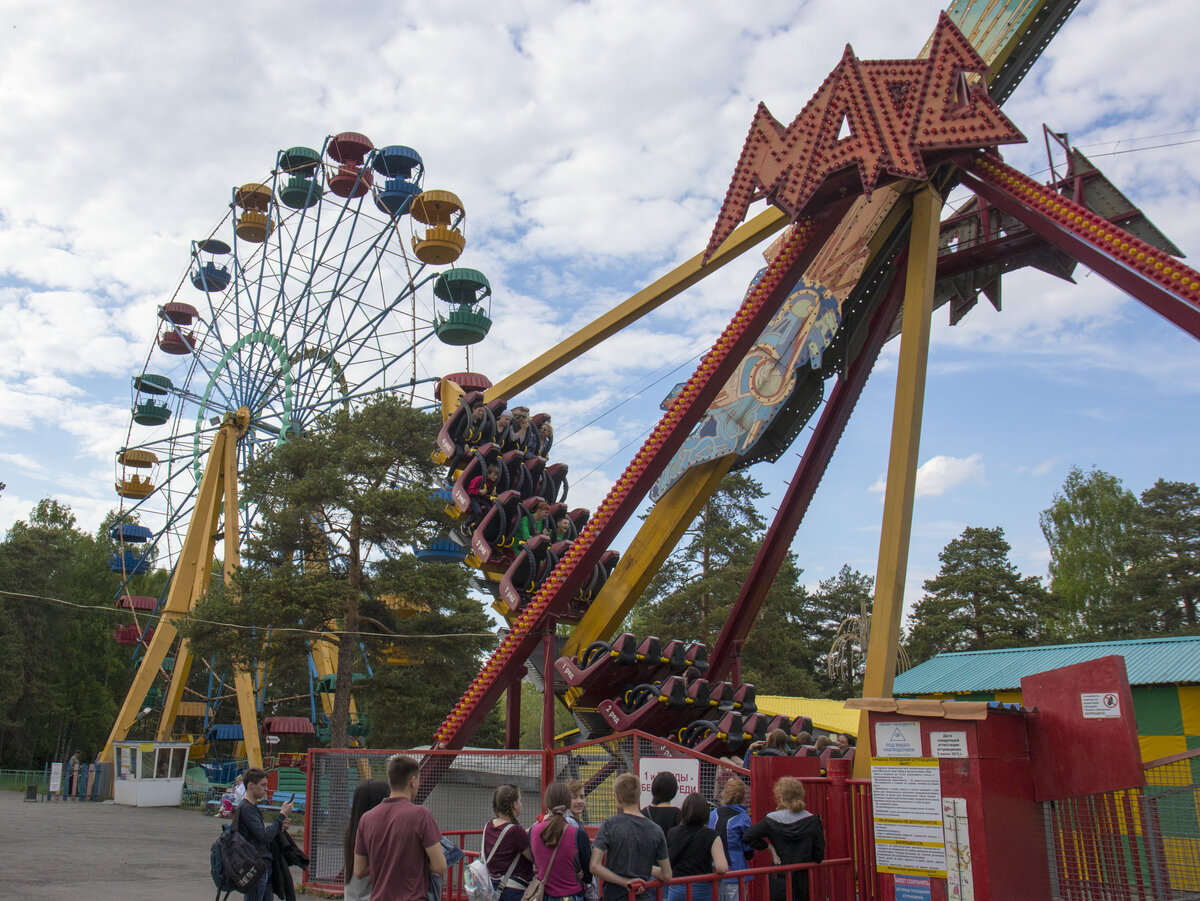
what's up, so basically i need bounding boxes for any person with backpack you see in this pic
[236,768,295,901]
[707,777,753,901]
[529,782,594,901]
[483,784,534,901]
[666,794,728,901]
[344,781,390,901]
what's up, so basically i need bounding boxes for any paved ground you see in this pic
[1,790,312,900]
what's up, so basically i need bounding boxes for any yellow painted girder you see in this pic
[855,184,943,778]
[484,208,788,403]
[561,455,737,663]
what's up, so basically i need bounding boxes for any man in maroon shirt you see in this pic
[354,755,447,901]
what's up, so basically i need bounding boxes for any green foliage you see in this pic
[906,526,1051,663]
[811,565,876,698]
[179,394,497,750]
[0,500,135,767]
[629,473,821,697]
[1040,466,1139,637]
[1108,479,1200,636]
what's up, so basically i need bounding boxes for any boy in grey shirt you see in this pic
[591,773,672,901]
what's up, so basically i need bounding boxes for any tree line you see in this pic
[630,466,1200,697]
[2,392,1195,766]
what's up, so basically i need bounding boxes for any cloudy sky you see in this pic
[1,0,1198,627]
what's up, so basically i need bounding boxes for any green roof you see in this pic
[894,635,1200,695]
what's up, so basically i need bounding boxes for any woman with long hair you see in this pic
[344,780,390,901]
[742,777,825,901]
[484,784,534,901]
[531,781,593,901]
[666,793,728,901]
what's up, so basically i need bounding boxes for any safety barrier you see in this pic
[0,768,48,792]
[36,761,113,801]
[625,859,853,901]
[1044,748,1200,899]
[302,732,888,899]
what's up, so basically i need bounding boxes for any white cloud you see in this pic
[870,454,986,499]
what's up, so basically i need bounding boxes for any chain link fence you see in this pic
[1045,749,1200,900]
[304,732,749,893]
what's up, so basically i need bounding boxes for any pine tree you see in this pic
[629,473,821,696]
[1116,479,1200,633]
[180,395,496,749]
[907,526,1050,663]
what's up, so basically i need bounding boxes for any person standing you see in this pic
[641,772,681,835]
[531,782,593,901]
[742,777,824,901]
[484,784,534,901]
[707,777,753,901]
[666,794,728,901]
[344,780,390,901]
[67,751,81,800]
[237,768,295,901]
[354,755,446,901]
[233,773,247,806]
[591,773,672,901]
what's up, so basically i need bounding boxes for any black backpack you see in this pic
[210,802,267,900]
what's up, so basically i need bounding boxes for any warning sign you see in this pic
[1081,692,1121,718]
[638,757,700,809]
[875,721,922,757]
[872,758,947,877]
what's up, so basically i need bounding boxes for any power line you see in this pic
[0,589,497,641]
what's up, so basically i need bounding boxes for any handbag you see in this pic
[521,833,565,901]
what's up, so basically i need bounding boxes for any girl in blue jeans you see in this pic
[665,794,728,901]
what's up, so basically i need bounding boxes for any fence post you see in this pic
[825,757,853,901]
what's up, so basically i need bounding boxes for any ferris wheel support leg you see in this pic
[222,413,263,771]
[156,640,196,741]
[856,184,943,779]
[102,422,235,762]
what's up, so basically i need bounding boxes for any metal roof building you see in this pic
[894,635,1200,694]
[894,635,1200,763]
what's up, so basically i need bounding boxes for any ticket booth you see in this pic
[847,698,1048,901]
[112,740,191,806]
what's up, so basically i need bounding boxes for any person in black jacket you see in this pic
[742,777,824,901]
[237,767,294,901]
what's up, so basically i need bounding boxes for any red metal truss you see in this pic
[704,12,1023,260]
[433,199,855,751]
[960,152,1200,339]
[707,250,910,682]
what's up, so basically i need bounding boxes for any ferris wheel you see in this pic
[105,132,492,745]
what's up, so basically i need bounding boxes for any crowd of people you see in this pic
[342,757,826,901]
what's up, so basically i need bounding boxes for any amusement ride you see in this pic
[102,0,1200,794]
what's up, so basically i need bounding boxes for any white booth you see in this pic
[112,740,191,806]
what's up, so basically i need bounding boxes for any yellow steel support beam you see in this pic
[485,208,788,402]
[855,185,943,778]
[104,408,264,768]
[225,421,263,769]
[561,455,736,662]
[156,640,195,741]
[103,423,232,761]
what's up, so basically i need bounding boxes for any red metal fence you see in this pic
[1044,748,1200,900]
[302,731,879,898]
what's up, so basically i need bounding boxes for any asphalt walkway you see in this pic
[1,790,311,900]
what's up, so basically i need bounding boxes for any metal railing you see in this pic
[624,858,854,901]
[1045,748,1200,900]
